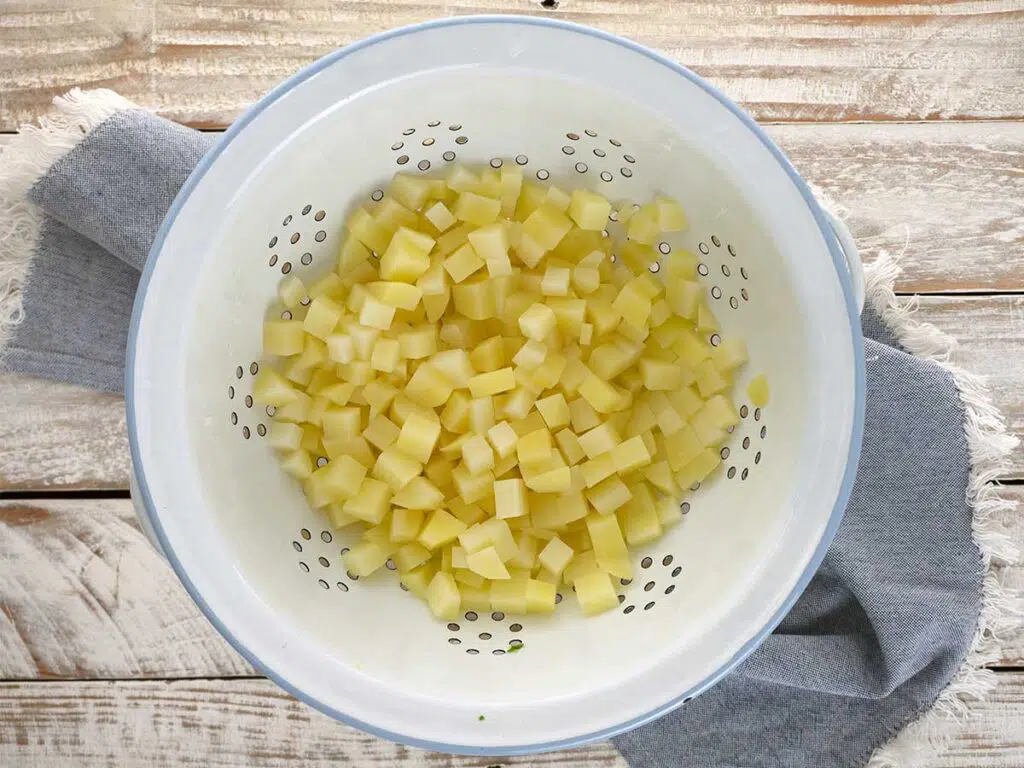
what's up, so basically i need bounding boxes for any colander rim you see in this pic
[126,13,865,757]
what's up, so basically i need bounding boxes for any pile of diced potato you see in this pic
[253,164,765,620]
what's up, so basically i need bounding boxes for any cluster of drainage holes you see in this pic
[228,362,267,440]
[447,613,525,655]
[561,131,637,181]
[696,237,749,309]
[620,554,681,614]
[719,405,767,481]
[391,123,468,170]
[292,528,353,592]
[267,205,327,274]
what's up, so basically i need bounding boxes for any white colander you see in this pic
[127,16,865,756]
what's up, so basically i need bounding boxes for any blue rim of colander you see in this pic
[126,14,865,757]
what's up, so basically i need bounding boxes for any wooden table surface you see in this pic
[1,1,1023,765]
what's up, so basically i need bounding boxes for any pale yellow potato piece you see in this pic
[418,510,468,551]
[537,536,574,576]
[574,571,619,616]
[494,478,528,519]
[586,474,632,515]
[486,421,519,459]
[391,507,426,543]
[518,303,557,341]
[747,373,770,407]
[424,200,457,232]
[468,367,516,398]
[466,546,511,580]
[344,540,395,578]
[469,336,505,372]
[427,572,462,619]
[461,434,495,475]
[372,448,422,492]
[392,476,445,510]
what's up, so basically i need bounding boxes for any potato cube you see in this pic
[531,491,588,529]
[343,540,395,578]
[280,450,314,480]
[267,421,303,452]
[489,579,529,614]
[541,265,571,296]
[486,421,519,459]
[359,295,397,331]
[362,414,399,451]
[568,397,601,433]
[466,546,511,580]
[517,428,553,468]
[578,422,621,460]
[427,572,462,620]
[675,447,722,489]
[666,279,701,320]
[392,411,441,464]
[263,319,306,357]
[747,373,770,407]
[380,228,433,282]
[696,359,729,398]
[518,303,556,341]
[418,510,468,551]
[494,478,528,520]
[586,514,632,579]
[626,203,659,245]
[405,364,454,408]
[578,374,620,414]
[277,274,307,309]
[523,204,573,250]
[392,476,445,510]
[460,518,518,562]
[452,278,494,320]
[531,394,568,430]
[461,434,495,475]
[512,339,547,369]
[400,563,436,598]
[641,461,677,495]
[574,571,619,616]
[467,222,508,262]
[393,541,431,572]
[553,428,584,466]
[340,476,390,523]
[444,243,485,283]
[370,338,401,372]
[390,507,426,543]
[580,452,617,488]
[252,368,298,406]
[639,357,683,390]
[612,435,653,473]
[468,367,516,398]
[424,200,457,232]
[586,475,633,515]
[523,466,571,493]
[454,191,501,226]
[654,197,688,232]
[452,463,495,504]
[537,537,574,576]
[372,449,422,492]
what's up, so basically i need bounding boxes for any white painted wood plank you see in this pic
[1,0,1023,130]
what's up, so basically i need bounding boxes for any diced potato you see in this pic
[370,338,401,372]
[537,536,574,576]
[578,374,620,414]
[568,189,612,231]
[418,509,468,551]
[466,546,511,580]
[523,204,573,250]
[454,191,501,226]
[405,364,454,408]
[280,450,314,480]
[468,367,516,398]
[494,478,528,519]
[452,465,495,504]
[578,422,621,460]
[675,447,721,489]
[654,197,688,232]
[486,421,519,459]
[622,484,662,546]
[379,228,433,282]
[611,435,652,473]
[525,579,557,613]
[586,475,632,515]
[391,507,426,543]
[343,540,394,578]
[393,542,432,572]
[372,449,422,492]
[586,514,632,579]
[747,373,769,407]
[518,303,557,342]
[424,200,457,232]
[574,571,619,616]
[461,434,495,475]
[427,572,462,619]
[342,476,391,523]
[392,476,445,510]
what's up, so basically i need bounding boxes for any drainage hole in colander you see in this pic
[567,132,579,140]
[742,468,750,480]
[318,556,330,568]
[515,154,528,165]
[711,235,721,247]
[302,204,312,215]
[658,242,671,255]
[555,593,563,604]
[466,648,479,655]
[641,557,653,569]
[609,137,622,146]
[649,262,660,273]
[402,127,415,136]
[575,162,588,173]
[281,262,292,274]
[509,623,522,632]
[397,155,409,166]
[620,167,632,178]
[761,426,767,439]
[318,579,329,590]
[644,602,655,611]
[644,581,655,592]
[289,232,300,244]
[510,639,524,649]
[491,612,505,622]
[562,145,575,155]
[385,559,397,571]
[282,214,292,226]
[321,530,332,543]
[465,611,478,621]
[227,385,234,399]
[720,447,730,460]
[620,577,632,586]
[268,236,278,248]
[300,528,311,540]
[447,622,460,632]
[391,142,403,151]
[423,137,435,147]
[662,555,674,566]
[698,242,710,255]
[623,605,635,614]
[299,562,309,573]
[315,229,327,242]
[672,566,683,577]
[244,395,253,408]
[594,148,606,157]
[269,254,278,267]
[265,405,276,417]
[710,334,721,346]
[337,581,349,592]
[492,649,505,656]
[600,171,613,182]
[727,466,737,479]
[681,502,690,516]
[455,136,468,145]
[742,436,751,449]
[741,288,749,301]
[665,584,676,595]
[489,158,503,169]
[740,267,749,280]
[479,632,491,640]
[347,571,359,580]
[292,541,302,552]
[755,451,762,464]
[256,424,266,437]
[697,263,709,276]
[536,169,550,180]
[316,457,328,468]
[428,120,441,127]
[721,264,731,277]
[728,244,737,257]
[711,286,722,300]
[448,638,461,645]
[230,412,237,426]
[280,310,291,320]
[340,547,350,555]
[624,153,636,164]
[448,124,462,131]
[417,160,430,171]
[730,296,739,309]
[740,405,749,418]
[754,408,762,422]
[443,151,456,162]
[371,189,384,202]
[618,594,625,604]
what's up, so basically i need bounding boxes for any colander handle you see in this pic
[824,212,865,314]
[129,465,168,560]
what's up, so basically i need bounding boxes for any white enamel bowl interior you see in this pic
[129,17,861,754]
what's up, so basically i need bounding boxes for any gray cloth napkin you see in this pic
[0,96,1006,767]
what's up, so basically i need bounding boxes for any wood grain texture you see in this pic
[3,295,1022,491]
[1,0,1023,131]
[0,495,1020,675]
[4,675,1024,767]
[0,499,254,679]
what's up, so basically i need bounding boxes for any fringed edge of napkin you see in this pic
[860,251,1022,768]
[0,88,135,359]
